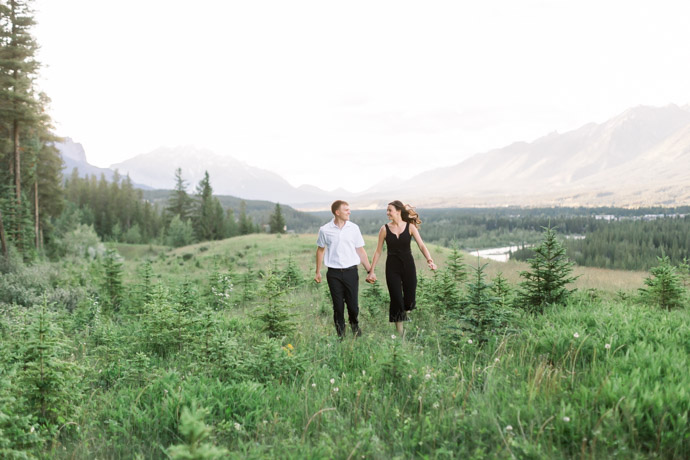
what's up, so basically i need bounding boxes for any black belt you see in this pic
[328,265,358,272]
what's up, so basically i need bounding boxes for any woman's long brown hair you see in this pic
[388,200,422,227]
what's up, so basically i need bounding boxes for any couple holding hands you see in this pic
[315,200,437,338]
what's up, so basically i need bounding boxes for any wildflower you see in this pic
[605,343,611,349]
[263,420,268,425]
[408,374,412,379]
[330,378,335,384]
[362,370,366,376]
[391,334,396,339]
[432,402,440,409]
[573,332,580,338]
[311,383,316,388]
[287,344,294,350]
[505,425,513,431]
[333,387,339,393]
[234,422,242,431]
[30,426,35,433]
[562,416,570,422]
[425,373,431,380]
[494,358,500,363]
[467,339,473,344]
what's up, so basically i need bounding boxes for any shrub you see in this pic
[517,225,578,314]
[166,403,228,460]
[639,256,686,310]
[255,271,295,339]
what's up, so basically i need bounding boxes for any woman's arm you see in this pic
[367,226,386,279]
[410,225,437,270]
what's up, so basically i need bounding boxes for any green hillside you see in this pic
[1,234,688,459]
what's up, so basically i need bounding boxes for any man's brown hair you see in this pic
[331,200,349,215]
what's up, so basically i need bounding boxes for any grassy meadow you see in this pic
[1,233,688,459]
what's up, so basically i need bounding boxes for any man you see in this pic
[315,200,376,338]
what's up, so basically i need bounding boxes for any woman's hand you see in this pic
[427,259,437,271]
[365,271,377,284]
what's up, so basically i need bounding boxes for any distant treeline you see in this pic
[60,168,321,249]
[563,216,690,271]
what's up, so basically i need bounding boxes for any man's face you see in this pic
[336,204,351,221]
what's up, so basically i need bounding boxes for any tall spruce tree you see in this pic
[193,171,224,241]
[167,167,193,221]
[238,200,253,235]
[0,0,41,248]
[269,202,286,233]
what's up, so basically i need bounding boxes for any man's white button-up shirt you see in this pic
[316,219,365,269]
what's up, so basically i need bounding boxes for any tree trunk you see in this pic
[0,207,7,258]
[34,179,39,250]
[14,120,21,204]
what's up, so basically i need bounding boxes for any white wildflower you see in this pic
[467,339,473,344]
[605,343,611,349]
[573,332,580,338]
[330,378,335,384]
[505,425,513,431]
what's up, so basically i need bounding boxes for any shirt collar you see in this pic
[329,218,350,229]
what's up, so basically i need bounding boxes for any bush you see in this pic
[517,225,578,314]
[639,256,686,310]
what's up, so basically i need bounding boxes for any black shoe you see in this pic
[352,326,362,338]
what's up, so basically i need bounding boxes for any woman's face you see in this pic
[386,205,401,221]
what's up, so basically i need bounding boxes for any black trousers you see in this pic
[326,266,359,336]
[386,254,417,322]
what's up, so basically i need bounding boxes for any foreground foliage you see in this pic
[0,234,688,459]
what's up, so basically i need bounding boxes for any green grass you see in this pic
[3,234,689,459]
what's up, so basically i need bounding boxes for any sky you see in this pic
[32,0,690,193]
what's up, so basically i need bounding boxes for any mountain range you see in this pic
[55,104,690,209]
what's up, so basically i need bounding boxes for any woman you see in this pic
[366,201,437,336]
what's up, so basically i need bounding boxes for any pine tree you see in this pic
[193,171,224,241]
[0,0,41,249]
[446,240,467,282]
[166,167,193,221]
[101,248,124,312]
[166,404,228,460]
[19,299,79,426]
[256,270,295,338]
[280,253,303,289]
[238,200,253,235]
[639,256,686,310]
[224,207,238,238]
[460,262,500,344]
[517,225,578,314]
[269,202,286,233]
[491,272,513,309]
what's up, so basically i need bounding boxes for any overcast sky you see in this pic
[32,0,690,192]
